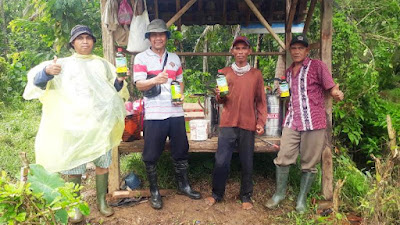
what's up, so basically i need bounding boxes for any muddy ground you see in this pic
[77,175,299,225]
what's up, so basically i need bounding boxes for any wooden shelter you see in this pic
[101,0,334,201]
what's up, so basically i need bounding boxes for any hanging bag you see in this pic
[127,0,150,52]
[118,0,134,25]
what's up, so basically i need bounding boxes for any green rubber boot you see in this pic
[265,165,290,209]
[66,175,84,223]
[96,173,114,217]
[296,172,316,214]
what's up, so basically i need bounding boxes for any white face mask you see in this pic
[231,62,251,76]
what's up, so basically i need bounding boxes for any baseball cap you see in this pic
[145,19,171,39]
[69,25,96,48]
[231,36,251,48]
[290,34,309,47]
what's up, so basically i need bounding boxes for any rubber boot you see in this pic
[95,173,114,217]
[173,160,201,199]
[265,165,290,209]
[296,172,316,214]
[66,175,84,223]
[145,164,163,209]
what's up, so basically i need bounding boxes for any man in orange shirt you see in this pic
[205,36,267,210]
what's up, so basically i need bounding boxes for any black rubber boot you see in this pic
[174,160,201,200]
[265,165,290,209]
[296,172,316,214]
[66,175,84,223]
[146,163,163,209]
[96,173,114,217]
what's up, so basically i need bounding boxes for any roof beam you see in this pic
[243,0,286,49]
[303,0,317,35]
[167,0,198,27]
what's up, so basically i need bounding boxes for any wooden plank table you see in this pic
[109,136,280,193]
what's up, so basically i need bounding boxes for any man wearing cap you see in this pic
[23,25,127,222]
[204,36,267,210]
[265,34,344,213]
[133,19,201,210]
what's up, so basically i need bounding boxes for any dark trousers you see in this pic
[212,127,255,202]
[142,116,189,165]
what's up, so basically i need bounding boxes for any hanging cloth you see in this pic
[103,0,119,32]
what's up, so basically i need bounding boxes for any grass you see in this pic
[0,100,41,178]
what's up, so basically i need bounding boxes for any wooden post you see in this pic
[303,0,317,35]
[100,0,115,63]
[320,0,333,201]
[154,0,159,19]
[244,0,286,49]
[286,0,298,38]
[109,146,121,193]
[166,0,198,27]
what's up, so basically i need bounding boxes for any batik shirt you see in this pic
[284,57,335,131]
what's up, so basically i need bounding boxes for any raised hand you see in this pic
[45,56,62,75]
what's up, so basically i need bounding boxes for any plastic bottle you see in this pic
[115,48,128,77]
[279,76,290,98]
[216,74,229,97]
[171,80,182,103]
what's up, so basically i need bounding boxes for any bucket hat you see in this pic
[145,19,171,39]
[290,34,309,47]
[69,25,96,48]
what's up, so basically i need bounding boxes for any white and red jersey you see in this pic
[133,49,184,120]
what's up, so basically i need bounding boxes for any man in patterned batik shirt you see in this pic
[265,34,344,213]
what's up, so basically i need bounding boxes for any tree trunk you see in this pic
[203,40,208,73]
[254,34,263,68]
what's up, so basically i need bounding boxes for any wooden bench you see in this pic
[109,136,280,193]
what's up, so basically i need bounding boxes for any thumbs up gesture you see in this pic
[45,56,62,75]
[154,68,169,84]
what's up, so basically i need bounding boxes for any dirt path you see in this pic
[79,177,294,225]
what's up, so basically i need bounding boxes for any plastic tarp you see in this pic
[23,54,126,173]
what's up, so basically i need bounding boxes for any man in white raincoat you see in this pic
[23,25,126,222]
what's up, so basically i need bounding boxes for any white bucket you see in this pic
[189,119,209,141]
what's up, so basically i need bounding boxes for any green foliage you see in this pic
[359,153,400,224]
[333,153,369,210]
[183,69,213,94]
[331,3,400,160]
[0,165,89,224]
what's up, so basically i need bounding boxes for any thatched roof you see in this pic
[146,0,310,26]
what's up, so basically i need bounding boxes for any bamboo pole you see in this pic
[166,0,198,27]
[243,0,286,49]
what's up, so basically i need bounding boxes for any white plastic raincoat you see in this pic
[23,53,126,173]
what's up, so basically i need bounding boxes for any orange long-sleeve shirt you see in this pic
[217,67,267,131]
